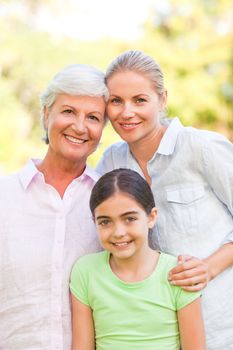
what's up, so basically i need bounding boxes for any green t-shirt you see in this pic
[70,251,201,350]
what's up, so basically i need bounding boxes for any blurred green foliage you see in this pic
[0,0,232,173]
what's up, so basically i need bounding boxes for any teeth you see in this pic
[113,242,129,246]
[65,135,86,144]
[121,123,138,128]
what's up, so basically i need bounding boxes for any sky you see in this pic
[1,0,232,40]
[33,0,157,40]
[0,0,169,41]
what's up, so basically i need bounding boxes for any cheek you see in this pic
[106,105,118,119]
[143,107,159,122]
[48,115,66,131]
[89,125,104,142]
[97,229,108,243]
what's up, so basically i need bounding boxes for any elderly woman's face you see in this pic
[44,94,106,162]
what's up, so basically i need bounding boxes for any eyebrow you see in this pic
[109,94,149,98]
[96,215,110,220]
[96,211,139,220]
[121,211,139,216]
[61,105,103,115]
[60,104,76,111]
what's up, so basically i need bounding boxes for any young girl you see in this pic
[70,169,206,350]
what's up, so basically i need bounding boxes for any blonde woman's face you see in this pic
[106,71,167,145]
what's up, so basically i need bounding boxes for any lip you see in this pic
[111,241,133,249]
[119,122,141,130]
[64,134,87,144]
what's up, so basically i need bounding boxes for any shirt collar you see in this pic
[156,117,184,156]
[18,159,42,190]
[80,164,100,183]
[18,159,99,190]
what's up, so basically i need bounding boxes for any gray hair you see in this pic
[106,50,165,97]
[40,64,109,143]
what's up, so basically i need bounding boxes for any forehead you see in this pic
[95,192,145,216]
[53,93,106,111]
[107,71,155,95]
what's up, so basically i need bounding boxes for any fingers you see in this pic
[177,254,192,264]
[180,282,206,292]
[168,256,209,291]
[169,272,208,287]
[169,265,208,281]
[169,256,208,279]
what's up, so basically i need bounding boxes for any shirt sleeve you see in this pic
[175,287,201,311]
[202,135,233,243]
[69,260,90,306]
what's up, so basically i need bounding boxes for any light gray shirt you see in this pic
[96,117,233,350]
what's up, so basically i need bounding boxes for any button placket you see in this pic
[50,212,66,349]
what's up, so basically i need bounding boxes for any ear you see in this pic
[160,90,168,111]
[148,207,157,229]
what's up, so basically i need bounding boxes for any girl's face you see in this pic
[106,71,167,145]
[44,94,105,164]
[94,191,157,262]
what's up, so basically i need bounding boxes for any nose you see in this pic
[112,222,126,239]
[122,102,135,119]
[72,115,86,133]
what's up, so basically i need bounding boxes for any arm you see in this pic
[168,243,233,291]
[71,293,95,350]
[178,298,206,350]
[169,136,233,291]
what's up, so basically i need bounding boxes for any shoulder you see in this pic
[72,251,107,273]
[0,172,17,184]
[0,173,19,193]
[0,174,22,216]
[158,252,178,273]
[157,253,201,309]
[174,126,233,167]
[102,141,128,157]
[179,125,231,148]
[96,141,129,174]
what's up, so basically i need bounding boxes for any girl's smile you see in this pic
[94,191,157,263]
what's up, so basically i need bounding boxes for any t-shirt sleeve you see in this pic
[69,260,90,306]
[161,253,201,311]
[175,286,201,310]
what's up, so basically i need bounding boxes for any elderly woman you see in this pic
[0,64,108,350]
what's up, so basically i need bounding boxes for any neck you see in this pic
[37,151,86,198]
[110,247,159,283]
[130,124,167,163]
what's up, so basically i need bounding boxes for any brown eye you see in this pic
[110,98,121,104]
[125,216,137,223]
[63,109,73,114]
[136,98,146,103]
[98,219,110,226]
[88,115,100,122]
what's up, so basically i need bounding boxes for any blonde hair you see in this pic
[106,50,165,96]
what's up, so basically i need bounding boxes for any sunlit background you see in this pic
[1,0,233,174]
